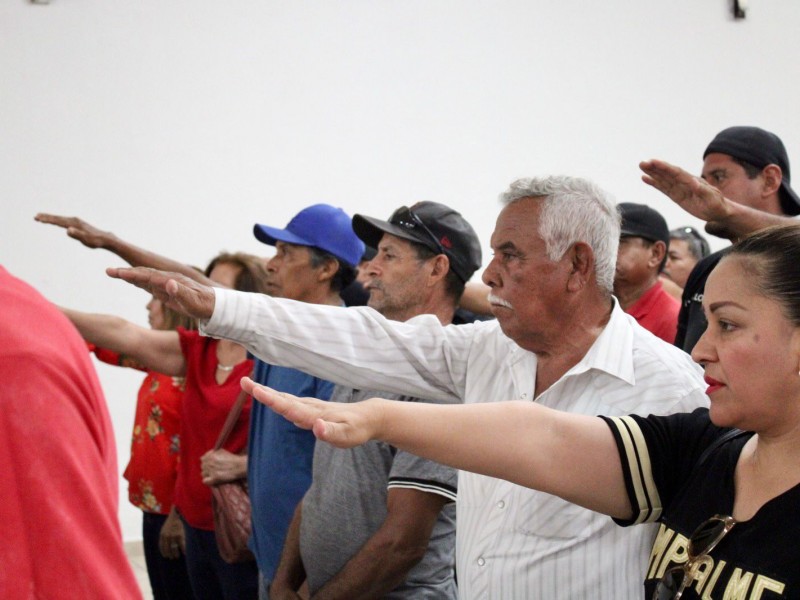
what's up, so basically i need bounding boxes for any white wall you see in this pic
[2,0,799,541]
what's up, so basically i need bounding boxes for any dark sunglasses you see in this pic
[390,206,445,255]
[653,515,736,600]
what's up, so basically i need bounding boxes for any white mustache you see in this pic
[487,294,513,310]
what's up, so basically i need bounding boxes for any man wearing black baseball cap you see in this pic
[267,201,480,599]
[614,202,680,343]
[352,202,482,319]
[640,125,799,352]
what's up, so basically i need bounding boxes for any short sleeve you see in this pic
[389,450,458,503]
[601,408,721,526]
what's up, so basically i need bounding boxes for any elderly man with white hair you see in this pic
[109,176,708,599]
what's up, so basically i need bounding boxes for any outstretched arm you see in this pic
[61,307,186,376]
[639,159,793,241]
[106,266,217,320]
[242,378,632,520]
[35,214,216,286]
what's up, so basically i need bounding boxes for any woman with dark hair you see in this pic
[248,226,800,598]
[63,252,267,600]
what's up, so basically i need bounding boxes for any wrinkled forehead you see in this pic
[701,152,742,176]
[376,231,419,252]
[493,198,544,238]
[275,240,310,252]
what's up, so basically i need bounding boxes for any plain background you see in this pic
[3,0,800,541]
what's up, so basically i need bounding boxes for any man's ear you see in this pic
[316,257,340,283]
[761,164,783,198]
[567,242,594,292]
[427,254,451,287]
[649,240,667,270]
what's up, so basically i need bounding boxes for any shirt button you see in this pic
[477,557,486,567]
[520,393,528,399]
[497,500,505,509]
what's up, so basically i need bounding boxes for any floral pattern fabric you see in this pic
[91,346,185,514]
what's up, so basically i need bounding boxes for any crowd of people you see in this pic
[6,124,799,599]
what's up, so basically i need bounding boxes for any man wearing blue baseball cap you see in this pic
[253,204,365,303]
[214,203,364,597]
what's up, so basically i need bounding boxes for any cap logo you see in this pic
[440,235,453,249]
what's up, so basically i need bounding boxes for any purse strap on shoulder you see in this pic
[694,428,747,471]
[214,381,252,451]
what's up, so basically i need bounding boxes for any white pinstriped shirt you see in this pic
[202,290,708,599]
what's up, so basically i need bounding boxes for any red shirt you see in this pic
[91,347,185,514]
[174,328,253,530]
[0,267,141,599]
[625,280,680,344]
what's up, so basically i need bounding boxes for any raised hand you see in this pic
[34,214,114,249]
[107,266,216,320]
[241,377,383,449]
[640,158,795,241]
[639,159,732,224]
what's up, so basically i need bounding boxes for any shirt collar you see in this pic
[557,297,636,386]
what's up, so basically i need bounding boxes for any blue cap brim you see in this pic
[253,224,314,248]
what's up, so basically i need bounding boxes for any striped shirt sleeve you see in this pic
[387,476,458,503]
[388,446,458,503]
[601,415,664,526]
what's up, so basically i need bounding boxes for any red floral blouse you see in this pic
[90,346,185,515]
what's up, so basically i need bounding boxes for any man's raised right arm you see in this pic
[639,160,794,241]
[108,266,468,402]
[35,213,216,286]
[106,266,217,320]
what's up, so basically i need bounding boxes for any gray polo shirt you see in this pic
[300,385,458,598]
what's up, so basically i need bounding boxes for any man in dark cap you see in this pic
[614,202,679,343]
[269,201,481,599]
[640,125,799,352]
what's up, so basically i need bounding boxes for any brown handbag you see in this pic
[210,387,255,564]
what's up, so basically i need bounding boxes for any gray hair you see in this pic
[499,176,621,292]
[669,227,711,261]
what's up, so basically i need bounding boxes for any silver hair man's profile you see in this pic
[500,175,621,292]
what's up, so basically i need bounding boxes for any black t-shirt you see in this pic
[604,409,800,598]
[674,249,728,353]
